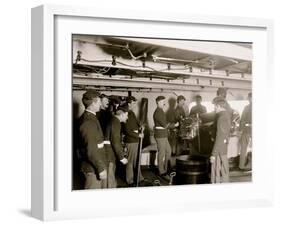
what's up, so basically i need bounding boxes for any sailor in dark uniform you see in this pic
[190,95,207,116]
[78,90,108,189]
[123,96,144,185]
[217,87,233,114]
[166,98,178,156]
[239,92,252,170]
[104,106,129,187]
[208,88,234,144]
[96,94,112,135]
[175,95,187,121]
[109,96,121,115]
[173,95,187,156]
[153,96,179,177]
[210,96,232,183]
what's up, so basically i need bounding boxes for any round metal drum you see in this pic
[175,155,210,185]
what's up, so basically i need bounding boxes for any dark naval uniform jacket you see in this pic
[212,110,231,156]
[78,111,107,174]
[175,106,186,122]
[104,116,125,161]
[123,110,140,144]
[209,100,233,138]
[239,104,252,134]
[190,104,207,116]
[97,108,112,135]
[153,107,169,138]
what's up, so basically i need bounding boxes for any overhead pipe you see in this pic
[152,55,199,64]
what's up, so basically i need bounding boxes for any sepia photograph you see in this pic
[72,35,252,190]
[31,4,276,220]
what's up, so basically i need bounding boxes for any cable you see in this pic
[79,58,112,64]
[78,57,191,74]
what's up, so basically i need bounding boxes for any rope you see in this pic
[78,58,190,74]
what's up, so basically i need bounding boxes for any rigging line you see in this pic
[125,45,147,60]
[79,58,161,72]
[80,59,112,64]
[157,67,191,72]
[79,58,190,73]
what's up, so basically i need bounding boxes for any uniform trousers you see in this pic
[155,137,172,175]
[168,131,183,156]
[83,162,116,189]
[211,154,229,183]
[126,142,144,184]
[239,132,251,169]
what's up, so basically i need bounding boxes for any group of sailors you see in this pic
[166,94,207,157]
[76,91,145,189]
[75,87,252,189]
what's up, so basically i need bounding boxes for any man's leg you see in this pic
[107,162,117,188]
[131,142,144,182]
[164,138,172,173]
[126,143,135,184]
[168,132,177,156]
[211,156,221,183]
[211,157,216,183]
[220,154,229,183]
[215,156,221,183]
[84,172,102,189]
[239,133,250,169]
[175,136,181,156]
[155,138,166,175]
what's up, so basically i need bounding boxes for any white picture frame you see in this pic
[31,4,274,221]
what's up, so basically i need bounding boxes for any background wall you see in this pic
[0,0,280,225]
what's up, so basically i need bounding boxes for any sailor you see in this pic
[209,87,234,141]
[109,96,121,115]
[96,94,112,135]
[97,94,111,132]
[210,96,232,183]
[239,92,252,170]
[123,96,145,186]
[104,106,129,187]
[175,95,187,121]
[166,98,178,156]
[190,95,207,116]
[153,96,179,178]
[173,95,187,156]
[216,87,233,114]
[78,90,108,189]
